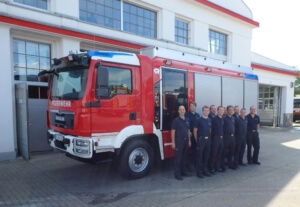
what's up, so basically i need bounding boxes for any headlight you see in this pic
[75,139,90,147]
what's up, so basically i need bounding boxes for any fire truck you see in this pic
[41,47,258,178]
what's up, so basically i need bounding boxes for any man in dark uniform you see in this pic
[193,105,212,178]
[246,106,261,165]
[209,105,216,119]
[234,108,248,168]
[186,102,200,170]
[233,106,240,119]
[222,105,236,170]
[210,106,224,174]
[171,105,192,180]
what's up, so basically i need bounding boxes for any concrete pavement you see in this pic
[1,125,300,207]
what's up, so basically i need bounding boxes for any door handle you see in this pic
[129,112,136,120]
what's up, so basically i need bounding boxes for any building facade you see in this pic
[0,0,297,161]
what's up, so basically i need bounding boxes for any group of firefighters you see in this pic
[171,102,261,180]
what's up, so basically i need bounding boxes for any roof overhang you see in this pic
[252,63,299,77]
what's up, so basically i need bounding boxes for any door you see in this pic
[27,85,52,152]
[161,68,187,158]
[15,83,30,160]
[91,64,138,133]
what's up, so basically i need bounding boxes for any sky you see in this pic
[243,0,300,69]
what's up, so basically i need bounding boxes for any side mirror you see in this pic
[97,65,108,87]
[96,65,109,99]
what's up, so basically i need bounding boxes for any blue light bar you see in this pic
[244,73,259,80]
[87,51,133,58]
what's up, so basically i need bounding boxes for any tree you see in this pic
[294,67,300,96]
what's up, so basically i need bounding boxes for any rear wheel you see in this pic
[119,140,154,179]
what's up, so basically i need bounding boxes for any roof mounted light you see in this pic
[165,59,172,66]
[205,67,212,72]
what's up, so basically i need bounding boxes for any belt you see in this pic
[248,130,257,132]
[215,135,223,138]
[199,136,209,139]
[225,134,234,136]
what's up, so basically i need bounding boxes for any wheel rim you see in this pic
[128,148,149,173]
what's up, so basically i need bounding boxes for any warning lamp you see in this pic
[164,59,172,66]
[239,73,244,77]
[205,67,212,72]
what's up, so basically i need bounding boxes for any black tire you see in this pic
[119,140,154,179]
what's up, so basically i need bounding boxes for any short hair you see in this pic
[178,105,186,110]
[234,105,239,109]
[210,105,216,110]
[217,106,224,111]
[240,108,246,112]
[202,105,209,111]
[227,105,233,111]
[190,101,197,107]
[250,106,256,110]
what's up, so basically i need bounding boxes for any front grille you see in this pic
[50,110,74,129]
[54,140,67,150]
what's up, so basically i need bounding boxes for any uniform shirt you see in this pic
[172,116,190,140]
[235,116,248,137]
[195,117,212,137]
[232,114,239,120]
[186,111,200,132]
[246,114,260,131]
[212,115,224,137]
[224,115,235,135]
[208,113,215,120]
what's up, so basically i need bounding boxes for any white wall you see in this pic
[0,0,255,67]
[0,25,16,160]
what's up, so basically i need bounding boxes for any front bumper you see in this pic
[48,130,93,158]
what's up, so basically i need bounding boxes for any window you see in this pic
[13,39,51,82]
[14,0,48,10]
[100,67,132,98]
[209,30,227,56]
[79,0,121,30]
[259,86,275,110]
[28,86,48,99]
[79,0,157,38]
[175,19,189,45]
[162,68,187,130]
[123,3,157,38]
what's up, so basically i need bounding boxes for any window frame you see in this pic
[208,29,228,56]
[13,38,51,83]
[13,0,49,10]
[175,18,189,45]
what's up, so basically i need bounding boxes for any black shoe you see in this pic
[182,172,192,177]
[253,162,261,165]
[239,162,247,166]
[210,169,216,175]
[175,175,183,180]
[203,172,211,177]
[218,168,226,173]
[197,174,204,179]
[229,166,236,170]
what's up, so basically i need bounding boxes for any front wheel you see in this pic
[119,140,154,179]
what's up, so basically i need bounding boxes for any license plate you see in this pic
[56,116,65,121]
[55,134,64,141]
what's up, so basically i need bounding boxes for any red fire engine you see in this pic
[41,47,258,178]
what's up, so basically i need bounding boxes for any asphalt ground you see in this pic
[1,124,300,207]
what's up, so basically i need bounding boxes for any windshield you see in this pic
[51,67,88,100]
[294,99,300,108]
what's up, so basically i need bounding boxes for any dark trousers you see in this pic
[234,135,246,167]
[239,137,246,164]
[247,131,260,163]
[210,137,223,171]
[190,135,197,169]
[196,137,211,175]
[222,135,235,168]
[174,139,188,177]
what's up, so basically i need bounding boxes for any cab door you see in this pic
[91,62,140,133]
[160,68,188,158]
